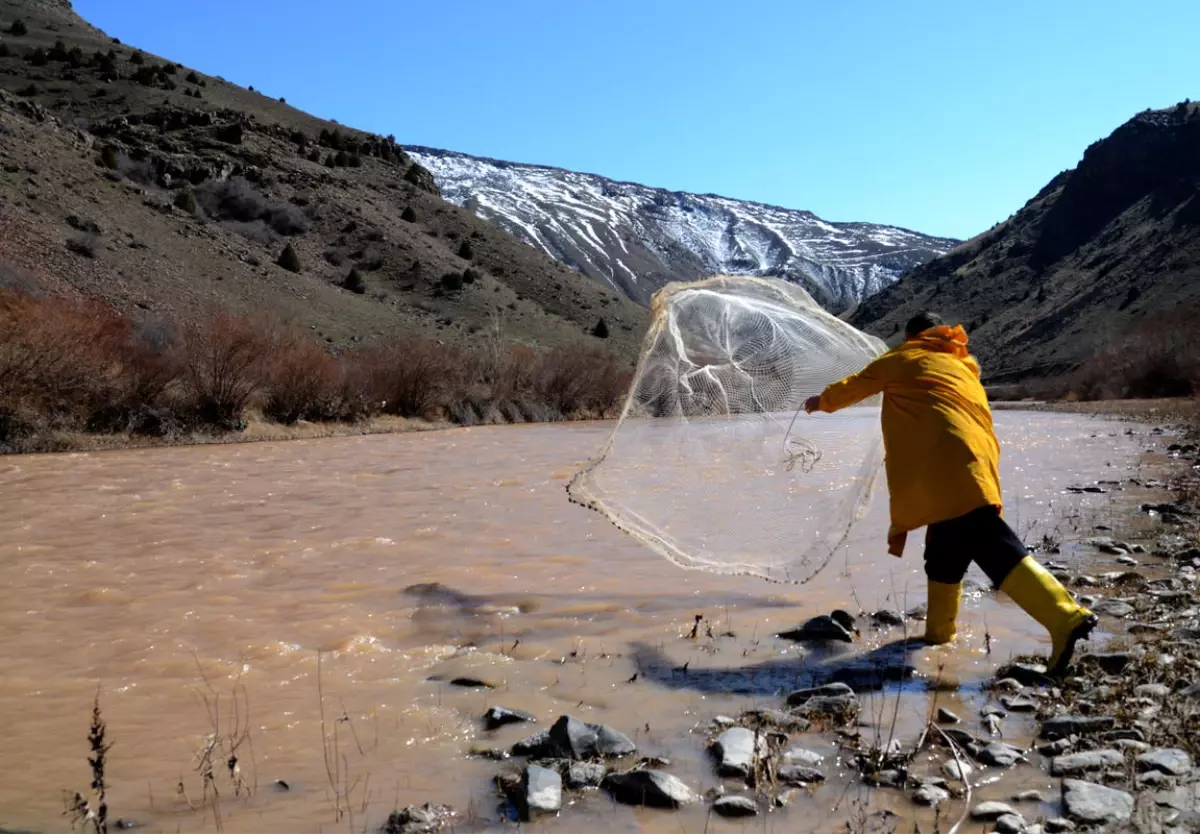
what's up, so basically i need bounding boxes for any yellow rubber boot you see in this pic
[923,581,962,644]
[999,556,1098,676]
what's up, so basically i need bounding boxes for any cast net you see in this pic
[567,275,888,583]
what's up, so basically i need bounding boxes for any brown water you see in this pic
[0,413,1166,833]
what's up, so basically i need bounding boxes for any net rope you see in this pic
[567,275,888,583]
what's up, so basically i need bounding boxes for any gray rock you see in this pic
[778,763,826,785]
[981,704,1007,717]
[1091,599,1135,618]
[738,708,812,732]
[1001,694,1038,712]
[711,727,765,778]
[782,747,824,768]
[864,768,905,788]
[971,801,1020,821]
[712,715,736,727]
[1051,750,1124,777]
[1040,715,1115,740]
[777,614,854,643]
[937,707,961,724]
[912,783,950,806]
[712,795,758,818]
[1136,770,1169,788]
[1180,682,1200,698]
[1045,818,1075,833]
[1136,748,1192,776]
[566,761,607,789]
[784,682,854,706]
[871,609,906,626]
[985,715,1003,737]
[483,706,535,731]
[995,663,1049,686]
[602,770,698,808]
[1061,779,1133,825]
[1134,683,1170,698]
[1113,739,1150,753]
[383,803,457,834]
[976,742,1025,767]
[1038,738,1074,756]
[996,814,1027,834]
[512,715,636,759]
[1115,556,1139,567]
[520,766,562,819]
[796,694,859,716]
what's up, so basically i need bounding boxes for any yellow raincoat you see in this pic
[815,325,1002,556]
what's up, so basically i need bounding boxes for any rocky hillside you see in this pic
[0,0,647,357]
[409,147,958,311]
[852,102,1200,382]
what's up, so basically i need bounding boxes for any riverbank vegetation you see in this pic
[0,288,631,454]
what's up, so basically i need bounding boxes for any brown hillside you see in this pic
[851,102,1200,382]
[0,0,647,358]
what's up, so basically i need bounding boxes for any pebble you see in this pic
[784,682,854,705]
[871,609,906,626]
[1038,738,1074,756]
[777,614,854,642]
[712,795,758,817]
[513,715,636,759]
[1136,770,1169,788]
[1113,739,1151,753]
[991,677,1025,692]
[1134,683,1170,698]
[994,663,1049,686]
[795,694,859,716]
[1136,748,1192,776]
[1012,790,1045,802]
[1001,694,1038,712]
[781,747,824,768]
[1090,599,1135,618]
[602,770,698,808]
[1115,556,1139,566]
[1061,779,1133,825]
[1045,819,1076,833]
[995,814,1027,834]
[936,707,960,724]
[1051,749,1123,777]
[971,801,1020,821]
[778,764,826,785]
[566,761,607,789]
[1077,652,1132,673]
[981,704,1007,718]
[984,714,1003,737]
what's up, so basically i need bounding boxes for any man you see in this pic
[804,312,1097,676]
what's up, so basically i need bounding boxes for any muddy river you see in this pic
[0,413,1165,833]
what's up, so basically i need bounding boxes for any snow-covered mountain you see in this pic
[407,147,958,311]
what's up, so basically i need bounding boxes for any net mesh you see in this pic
[567,275,888,583]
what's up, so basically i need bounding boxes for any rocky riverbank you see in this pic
[376,414,1200,834]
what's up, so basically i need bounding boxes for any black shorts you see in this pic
[923,505,1028,586]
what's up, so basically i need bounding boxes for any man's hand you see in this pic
[804,395,821,414]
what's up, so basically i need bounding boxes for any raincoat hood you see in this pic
[907,325,980,377]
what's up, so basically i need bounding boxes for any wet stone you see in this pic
[602,770,698,808]
[1115,556,1139,567]
[1061,779,1133,825]
[981,704,1007,718]
[830,662,916,690]
[984,715,1003,737]
[383,803,457,834]
[1040,715,1115,740]
[778,764,826,785]
[995,815,1026,834]
[991,677,1025,693]
[795,694,859,716]
[1135,683,1170,698]
[1091,599,1135,618]
[1136,770,1169,789]
[566,761,606,789]
[1045,819,1076,833]
[484,706,535,731]
[784,682,853,705]
[711,727,765,778]
[520,765,562,820]
[1001,694,1038,712]
[976,742,1025,768]
[871,609,906,626]
[447,676,495,689]
[512,715,636,759]
[739,708,811,732]
[1013,790,1046,802]
[995,663,1049,686]
[1051,750,1124,777]
[943,760,974,781]
[864,768,905,788]
[1136,748,1192,776]
[912,783,950,806]
[712,795,758,818]
[782,747,824,768]
[1038,738,1074,756]
[937,707,960,724]
[778,614,854,643]
[971,801,1020,821]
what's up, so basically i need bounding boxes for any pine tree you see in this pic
[401,206,417,223]
[343,268,366,294]
[457,240,474,260]
[592,318,610,339]
[8,19,28,36]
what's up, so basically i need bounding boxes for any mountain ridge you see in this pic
[408,145,958,311]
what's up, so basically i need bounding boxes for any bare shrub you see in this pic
[1072,306,1200,400]
[262,331,346,424]
[223,220,277,246]
[363,337,464,418]
[196,178,310,237]
[181,310,272,429]
[536,346,630,417]
[66,232,98,258]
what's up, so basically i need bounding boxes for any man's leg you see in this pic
[968,507,1098,676]
[922,519,972,644]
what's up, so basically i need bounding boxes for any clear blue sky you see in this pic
[75,0,1198,240]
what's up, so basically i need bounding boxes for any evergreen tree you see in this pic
[277,243,302,273]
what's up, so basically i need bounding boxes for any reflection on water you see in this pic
[0,413,1163,832]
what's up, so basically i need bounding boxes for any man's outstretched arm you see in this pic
[804,356,890,414]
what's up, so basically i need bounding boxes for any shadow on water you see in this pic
[630,637,932,697]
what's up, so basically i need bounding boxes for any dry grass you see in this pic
[0,287,632,453]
